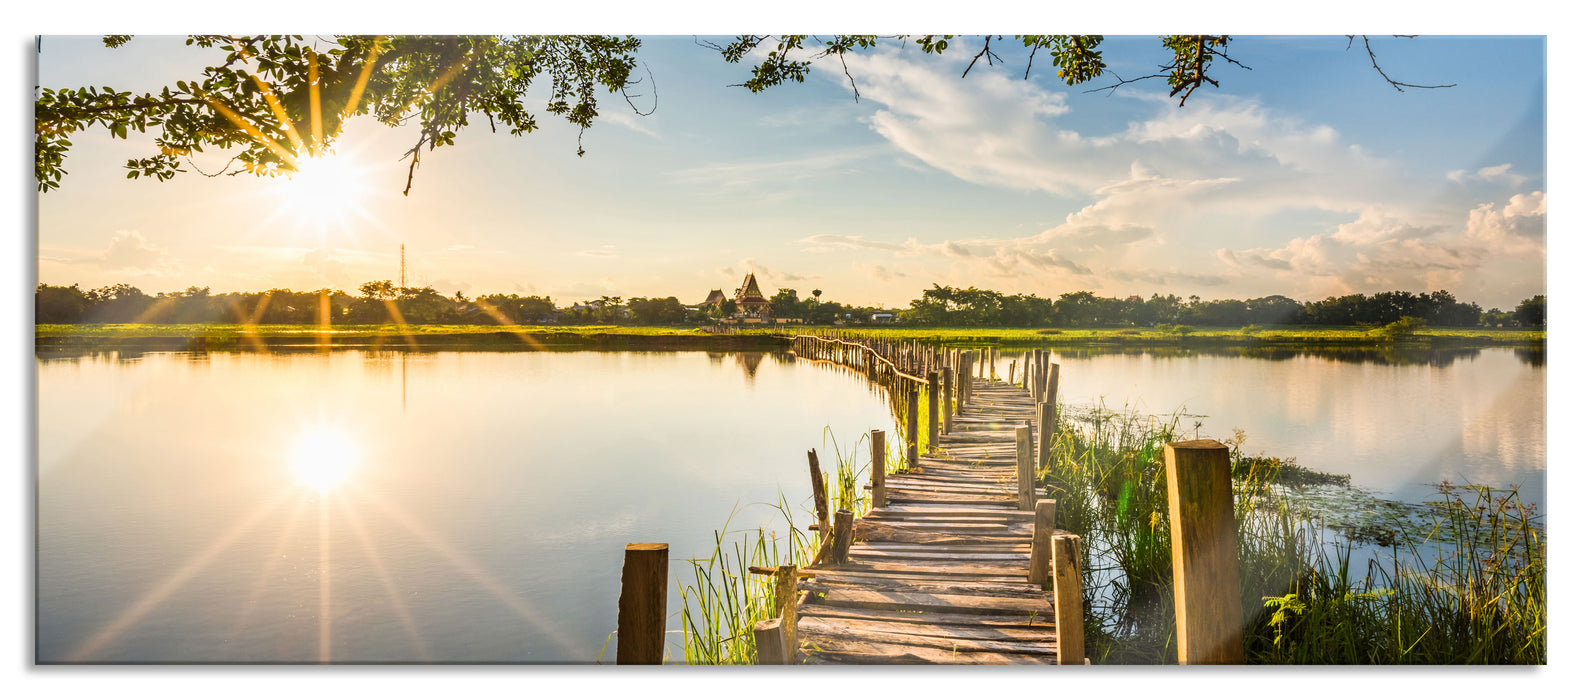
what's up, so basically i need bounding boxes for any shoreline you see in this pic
[33,323,1544,355]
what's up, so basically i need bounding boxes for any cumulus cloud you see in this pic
[1219,192,1546,299]
[1465,191,1546,253]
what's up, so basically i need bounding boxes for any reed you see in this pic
[1040,402,1546,664]
[677,497,811,664]
[678,429,896,664]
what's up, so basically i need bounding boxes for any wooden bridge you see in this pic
[754,332,1086,665]
[614,330,1246,666]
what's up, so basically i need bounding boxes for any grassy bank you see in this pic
[767,325,1544,347]
[34,323,782,351]
[36,322,1542,357]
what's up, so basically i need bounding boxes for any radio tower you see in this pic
[399,244,407,289]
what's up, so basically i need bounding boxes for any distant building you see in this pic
[734,272,772,319]
[702,271,775,321]
[871,312,894,323]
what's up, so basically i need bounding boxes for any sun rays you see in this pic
[63,417,570,663]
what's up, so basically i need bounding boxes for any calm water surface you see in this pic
[992,347,1546,509]
[37,349,895,663]
[37,345,1544,663]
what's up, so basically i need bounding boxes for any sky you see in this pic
[34,33,1547,310]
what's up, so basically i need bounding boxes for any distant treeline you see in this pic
[902,285,1544,329]
[34,280,1544,329]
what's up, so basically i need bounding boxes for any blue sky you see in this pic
[35,32,1547,310]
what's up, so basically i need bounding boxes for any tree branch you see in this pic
[962,35,1001,78]
[1348,35,1456,92]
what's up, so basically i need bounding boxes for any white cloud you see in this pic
[780,46,1497,299]
[1220,192,1546,300]
[102,230,167,271]
[1465,191,1546,253]
[1448,163,1527,187]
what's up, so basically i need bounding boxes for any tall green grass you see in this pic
[678,429,899,664]
[1041,403,1546,664]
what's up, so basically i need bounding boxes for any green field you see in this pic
[34,323,714,339]
[761,325,1544,346]
[35,323,1543,347]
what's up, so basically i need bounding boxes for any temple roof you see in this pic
[736,272,768,304]
[703,289,725,306]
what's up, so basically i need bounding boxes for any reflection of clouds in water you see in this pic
[1055,349,1542,507]
[1453,375,1545,490]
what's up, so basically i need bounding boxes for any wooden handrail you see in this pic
[784,334,931,385]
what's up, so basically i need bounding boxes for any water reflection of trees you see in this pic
[1515,347,1546,367]
[1042,345,1503,367]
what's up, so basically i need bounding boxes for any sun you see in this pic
[278,151,374,223]
[257,149,384,250]
[290,427,360,493]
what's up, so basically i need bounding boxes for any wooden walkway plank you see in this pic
[783,337,1069,665]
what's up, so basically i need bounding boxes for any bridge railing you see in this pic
[614,333,1242,665]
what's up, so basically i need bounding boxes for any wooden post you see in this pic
[1031,351,1040,398]
[1009,359,1017,386]
[808,449,829,541]
[617,543,668,665]
[774,564,798,652]
[942,370,954,433]
[1164,439,1243,665]
[955,353,968,408]
[1052,534,1085,665]
[1015,425,1034,510]
[752,618,790,665]
[927,371,940,454]
[1030,499,1058,585]
[831,510,855,565]
[1045,363,1060,409]
[1037,402,1057,472]
[870,429,887,508]
[907,386,920,471]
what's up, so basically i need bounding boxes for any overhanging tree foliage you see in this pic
[36,34,1450,195]
[35,35,647,194]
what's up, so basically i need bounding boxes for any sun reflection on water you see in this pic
[290,426,359,493]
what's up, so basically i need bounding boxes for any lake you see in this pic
[35,344,1544,663]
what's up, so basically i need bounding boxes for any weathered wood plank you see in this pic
[798,618,1058,656]
[797,613,1057,643]
[831,559,1032,578]
[802,577,1051,600]
[798,637,1051,665]
[798,603,1056,629]
[803,589,1050,614]
[807,569,1029,586]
